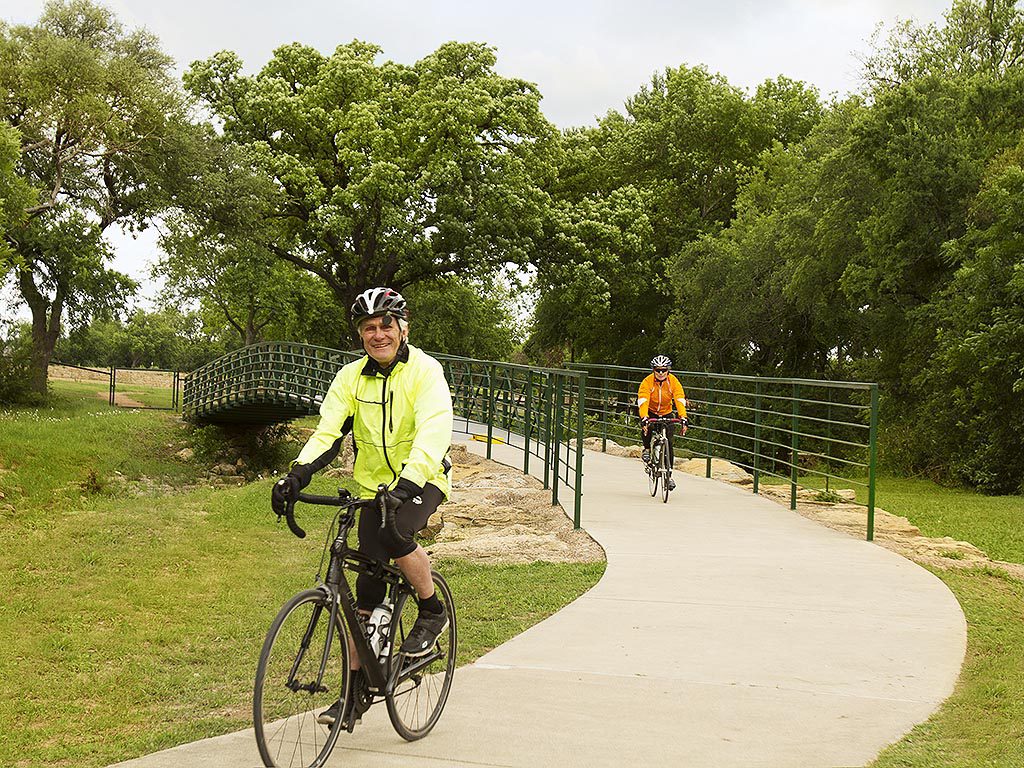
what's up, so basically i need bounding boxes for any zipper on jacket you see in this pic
[380,376,397,484]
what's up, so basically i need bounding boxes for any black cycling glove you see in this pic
[378,477,423,516]
[271,463,314,516]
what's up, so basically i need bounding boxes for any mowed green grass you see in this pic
[0,383,604,768]
[767,472,1024,565]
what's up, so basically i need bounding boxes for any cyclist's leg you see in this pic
[386,484,443,596]
[664,420,677,466]
[388,485,449,656]
[641,420,652,461]
[356,505,391,611]
[354,508,391,671]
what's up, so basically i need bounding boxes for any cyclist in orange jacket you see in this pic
[637,355,688,490]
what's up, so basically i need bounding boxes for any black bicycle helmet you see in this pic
[351,287,408,322]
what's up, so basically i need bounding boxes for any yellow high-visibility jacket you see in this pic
[637,373,687,419]
[294,344,454,499]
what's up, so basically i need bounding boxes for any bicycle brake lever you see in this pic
[377,483,389,529]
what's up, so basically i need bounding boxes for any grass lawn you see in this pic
[4,382,1023,767]
[0,383,604,768]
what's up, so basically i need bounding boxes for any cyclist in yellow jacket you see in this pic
[637,354,688,490]
[272,286,453,725]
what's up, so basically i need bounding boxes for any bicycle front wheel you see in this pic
[648,442,659,497]
[661,441,672,503]
[385,571,457,741]
[254,588,351,768]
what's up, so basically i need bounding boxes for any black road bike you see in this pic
[645,417,683,503]
[254,486,457,768]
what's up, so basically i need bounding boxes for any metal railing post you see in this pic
[705,375,714,478]
[574,372,587,529]
[790,383,800,510]
[601,370,609,453]
[868,384,878,541]
[753,381,761,494]
[552,374,563,506]
[543,373,552,490]
[523,369,533,475]
[486,363,495,460]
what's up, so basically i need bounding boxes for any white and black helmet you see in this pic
[351,287,408,322]
[650,355,672,369]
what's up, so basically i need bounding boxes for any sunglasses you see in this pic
[654,368,670,373]
[359,314,396,332]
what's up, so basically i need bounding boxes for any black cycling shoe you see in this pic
[317,670,370,730]
[666,477,676,491]
[317,699,343,726]
[399,604,449,657]
[641,449,651,464]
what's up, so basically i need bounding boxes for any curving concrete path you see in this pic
[110,438,966,768]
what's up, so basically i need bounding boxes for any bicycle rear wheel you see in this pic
[648,441,660,497]
[660,440,672,503]
[254,588,351,768]
[385,571,457,740]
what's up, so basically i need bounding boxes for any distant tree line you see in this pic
[2,0,1022,491]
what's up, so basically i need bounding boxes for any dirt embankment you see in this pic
[591,437,1024,580]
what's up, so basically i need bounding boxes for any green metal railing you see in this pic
[571,364,879,540]
[438,355,587,528]
[183,343,587,527]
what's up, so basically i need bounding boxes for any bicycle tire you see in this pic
[648,439,660,497]
[254,588,351,768]
[385,571,457,740]
[661,438,672,503]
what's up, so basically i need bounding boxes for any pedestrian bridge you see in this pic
[183,342,356,425]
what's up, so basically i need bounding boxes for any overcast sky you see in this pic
[4,0,954,314]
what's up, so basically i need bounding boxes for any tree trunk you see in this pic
[18,267,64,396]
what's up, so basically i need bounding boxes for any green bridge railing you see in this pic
[184,344,877,537]
[570,364,879,541]
[183,343,587,527]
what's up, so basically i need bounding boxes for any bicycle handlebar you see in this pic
[643,416,686,423]
[280,484,393,540]
[280,489,367,539]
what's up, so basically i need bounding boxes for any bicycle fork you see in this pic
[284,597,335,696]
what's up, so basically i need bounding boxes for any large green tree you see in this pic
[1,0,197,393]
[531,67,822,365]
[0,122,33,278]
[660,0,1024,489]
[666,98,874,376]
[917,141,1024,492]
[184,40,558,342]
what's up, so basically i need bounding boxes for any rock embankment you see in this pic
[324,439,604,565]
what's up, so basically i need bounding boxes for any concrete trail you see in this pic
[110,438,966,768]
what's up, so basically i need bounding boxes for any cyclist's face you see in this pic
[653,367,669,380]
[359,314,405,366]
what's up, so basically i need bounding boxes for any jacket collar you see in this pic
[361,341,410,377]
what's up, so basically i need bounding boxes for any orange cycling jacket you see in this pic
[637,373,687,419]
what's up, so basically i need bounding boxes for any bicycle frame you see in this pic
[285,491,444,697]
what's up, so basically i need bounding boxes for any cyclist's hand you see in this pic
[680,417,688,436]
[271,464,313,515]
[383,477,423,511]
